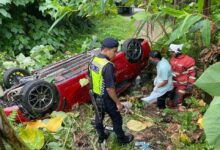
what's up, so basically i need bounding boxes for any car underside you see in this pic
[0,38,151,122]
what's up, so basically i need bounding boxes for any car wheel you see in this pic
[122,38,142,63]
[20,80,59,116]
[3,68,30,89]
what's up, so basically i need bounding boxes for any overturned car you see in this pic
[0,39,150,122]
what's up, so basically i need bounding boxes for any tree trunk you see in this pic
[172,0,180,24]
[0,136,6,150]
[0,108,29,150]
[203,0,211,17]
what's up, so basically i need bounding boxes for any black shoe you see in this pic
[118,134,134,145]
[98,131,110,143]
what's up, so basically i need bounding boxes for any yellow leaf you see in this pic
[198,100,206,107]
[46,117,64,132]
[180,133,191,144]
[79,78,89,87]
[19,128,44,150]
[26,120,46,129]
[197,117,204,129]
[127,120,153,131]
[171,132,191,148]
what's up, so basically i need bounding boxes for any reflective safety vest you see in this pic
[89,56,111,96]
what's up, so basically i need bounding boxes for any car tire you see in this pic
[20,80,59,116]
[3,68,30,89]
[122,38,142,63]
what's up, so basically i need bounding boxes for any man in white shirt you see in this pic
[141,51,173,109]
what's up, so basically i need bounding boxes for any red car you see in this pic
[0,39,150,122]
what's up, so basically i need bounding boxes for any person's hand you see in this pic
[153,86,158,91]
[116,102,124,112]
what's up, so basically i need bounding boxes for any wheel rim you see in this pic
[27,84,53,111]
[126,40,141,60]
[8,71,25,87]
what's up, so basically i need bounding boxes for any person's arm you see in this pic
[156,62,169,88]
[103,63,123,111]
[107,88,123,111]
[156,80,168,88]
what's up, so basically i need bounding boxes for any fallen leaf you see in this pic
[19,128,44,150]
[46,117,64,132]
[192,129,203,143]
[127,120,147,131]
[167,123,181,133]
[26,120,46,129]
[180,133,191,144]
[198,100,206,107]
[171,132,191,147]
[197,117,204,129]
[79,78,89,87]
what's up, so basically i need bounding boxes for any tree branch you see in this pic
[156,20,169,38]
[0,108,29,150]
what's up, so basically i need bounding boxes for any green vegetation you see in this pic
[1,0,220,149]
[195,62,220,150]
[132,0,220,58]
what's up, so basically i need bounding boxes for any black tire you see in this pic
[20,80,59,116]
[3,68,30,89]
[122,38,142,63]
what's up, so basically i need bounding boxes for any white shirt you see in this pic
[142,58,173,103]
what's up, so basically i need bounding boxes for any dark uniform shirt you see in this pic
[89,54,115,97]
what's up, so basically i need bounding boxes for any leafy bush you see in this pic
[0,13,74,55]
[0,0,113,55]
[2,45,64,72]
[132,0,220,58]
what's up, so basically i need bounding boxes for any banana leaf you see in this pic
[204,96,220,150]
[195,62,220,96]
[201,19,211,47]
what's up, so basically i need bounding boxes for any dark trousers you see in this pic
[95,96,125,138]
[157,91,171,109]
[169,87,190,107]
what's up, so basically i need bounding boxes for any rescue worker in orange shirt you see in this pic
[168,44,196,107]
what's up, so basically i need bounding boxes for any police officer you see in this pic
[88,38,134,144]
